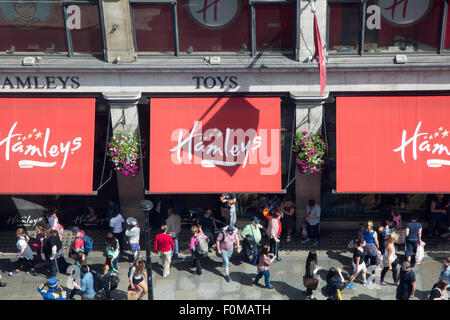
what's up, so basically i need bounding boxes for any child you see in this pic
[10,228,37,276]
[252,245,275,289]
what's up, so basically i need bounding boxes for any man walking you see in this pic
[302,199,321,246]
[165,208,181,259]
[405,214,422,268]
[241,216,264,264]
[216,226,241,282]
[198,209,218,251]
[154,225,175,278]
[396,261,416,300]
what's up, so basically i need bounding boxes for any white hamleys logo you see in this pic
[0,122,82,169]
[393,121,450,168]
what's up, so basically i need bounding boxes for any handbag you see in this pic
[303,276,319,290]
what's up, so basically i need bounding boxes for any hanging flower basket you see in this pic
[107,133,140,177]
[292,131,329,174]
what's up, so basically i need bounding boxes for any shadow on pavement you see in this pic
[271,281,306,300]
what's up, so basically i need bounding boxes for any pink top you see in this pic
[190,233,206,250]
[267,218,279,239]
[393,214,402,228]
[257,254,273,272]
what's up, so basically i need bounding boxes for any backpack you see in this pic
[91,270,104,293]
[76,232,94,254]
[215,230,226,244]
[195,236,209,256]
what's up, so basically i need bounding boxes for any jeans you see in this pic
[171,235,179,257]
[221,250,233,270]
[253,270,271,288]
[244,240,258,263]
[17,257,34,272]
[269,238,279,259]
[49,256,68,277]
[191,250,203,275]
[306,223,320,240]
[380,258,399,283]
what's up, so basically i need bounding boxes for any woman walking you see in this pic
[252,245,275,289]
[380,232,400,286]
[190,225,208,275]
[102,255,120,299]
[345,239,368,289]
[303,250,320,300]
[9,228,37,276]
[363,221,379,267]
[105,232,120,267]
[128,258,148,300]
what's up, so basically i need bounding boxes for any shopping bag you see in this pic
[376,250,383,267]
[347,239,354,249]
[415,241,425,265]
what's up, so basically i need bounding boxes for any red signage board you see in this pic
[0,98,95,194]
[149,97,281,193]
[337,96,450,193]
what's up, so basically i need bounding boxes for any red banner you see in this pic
[149,97,281,193]
[313,13,326,96]
[337,96,450,193]
[0,98,95,194]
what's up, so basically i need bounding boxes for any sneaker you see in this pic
[301,238,311,244]
[251,282,260,287]
[225,275,231,282]
[29,269,38,276]
[0,282,6,287]
[9,270,20,276]
[266,286,274,290]
[362,280,372,286]
[275,257,282,262]
[345,283,356,290]
[313,239,318,246]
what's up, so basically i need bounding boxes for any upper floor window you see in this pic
[328,0,449,55]
[131,0,295,57]
[0,1,103,56]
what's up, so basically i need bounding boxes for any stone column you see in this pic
[103,92,145,226]
[290,92,328,232]
[100,0,136,63]
[297,0,327,62]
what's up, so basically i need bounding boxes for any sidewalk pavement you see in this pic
[0,230,448,300]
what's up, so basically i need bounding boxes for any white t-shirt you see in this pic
[306,204,321,226]
[110,214,125,233]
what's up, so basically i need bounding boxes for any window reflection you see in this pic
[328,3,360,54]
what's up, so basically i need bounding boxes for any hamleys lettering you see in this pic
[393,121,450,168]
[0,121,82,169]
[1,76,80,90]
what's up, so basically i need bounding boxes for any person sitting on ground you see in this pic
[128,258,148,300]
[71,265,96,300]
[439,256,450,285]
[429,280,448,300]
[326,267,346,300]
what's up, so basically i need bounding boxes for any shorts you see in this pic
[405,240,418,257]
[132,277,144,285]
[352,261,367,273]
[130,243,140,252]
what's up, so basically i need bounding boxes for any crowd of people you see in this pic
[0,193,449,301]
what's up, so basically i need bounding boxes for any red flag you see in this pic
[313,13,326,96]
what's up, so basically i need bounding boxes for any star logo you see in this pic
[443,130,449,138]
[435,132,439,138]
[35,132,42,139]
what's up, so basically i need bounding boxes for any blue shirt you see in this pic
[363,230,375,244]
[440,264,450,283]
[405,222,422,241]
[80,272,96,299]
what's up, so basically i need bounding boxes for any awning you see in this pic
[0,98,95,194]
[337,96,450,193]
[148,97,281,193]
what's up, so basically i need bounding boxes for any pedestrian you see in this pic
[439,257,450,284]
[216,225,241,282]
[267,210,282,261]
[106,199,121,222]
[43,229,68,278]
[301,199,321,246]
[363,220,379,267]
[105,232,120,267]
[109,210,125,258]
[345,239,368,289]
[376,222,386,256]
[9,228,37,276]
[220,193,237,227]
[154,225,175,278]
[45,207,64,241]
[31,223,46,267]
[166,208,181,259]
[429,280,448,300]
[325,267,346,300]
[405,213,422,268]
[241,216,264,265]
[37,277,67,300]
[251,244,275,289]
[103,255,120,299]
[0,274,6,287]
[380,232,400,286]
[71,265,96,300]
[125,217,141,263]
[391,206,402,229]
[303,250,320,300]
[128,258,148,300]
[428,194,449,238]
[280,197,296,242]
[70,227,94,258]
[396,261,416,300]
[198,209,218,251]
[190,225,208,275]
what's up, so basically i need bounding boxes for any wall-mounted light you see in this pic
[239,43,247,54]
[22,57,36,66]
[110,23,120,33]
[46,43,55,54]
[186,45,194,54]
[113,55,121,64]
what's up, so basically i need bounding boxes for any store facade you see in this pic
[1,0,450,232]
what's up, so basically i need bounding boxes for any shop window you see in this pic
[0,1,68,54]
[255,3,294,54]
[444,0,450,51]
[178,0,251,54]
[328,2,361,54]
[70,5,103,55]
[364,0,442,54]
[132,4,175,54]
[0,1,103,57]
